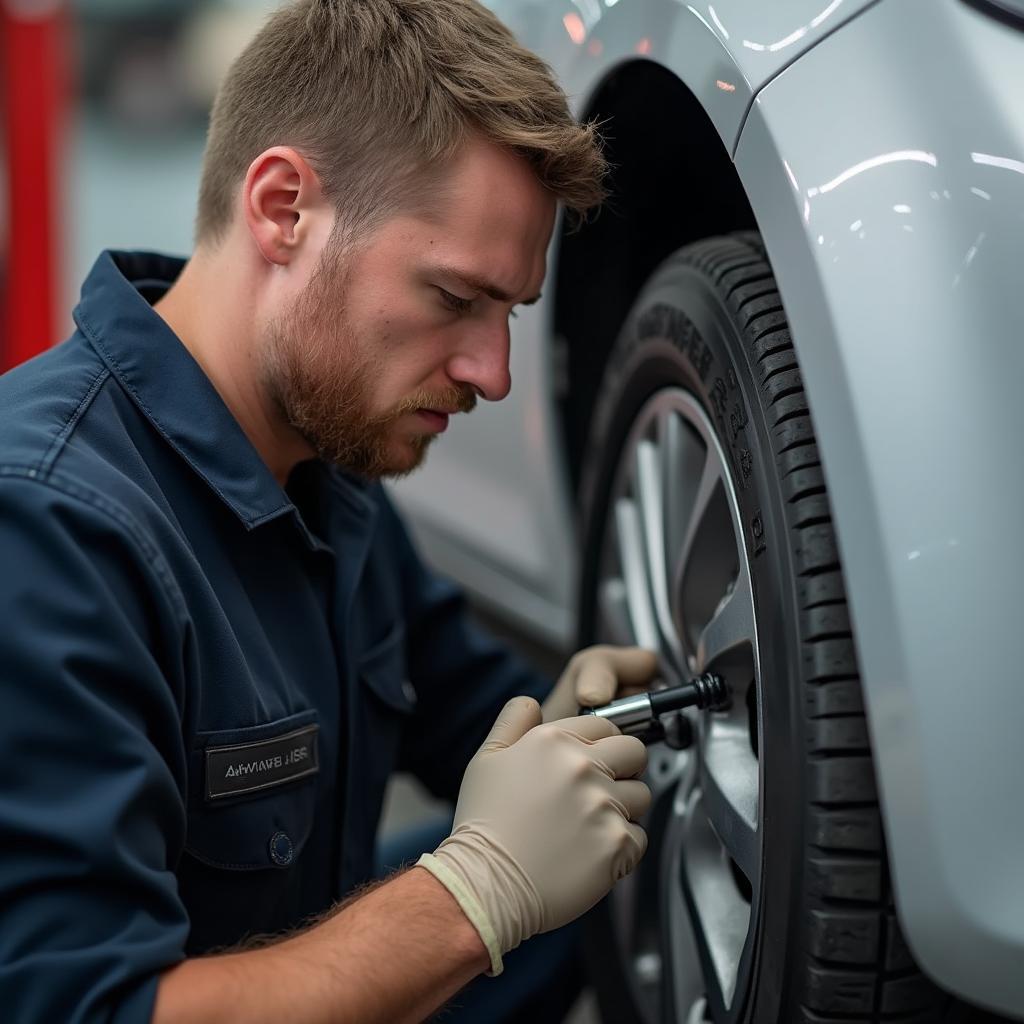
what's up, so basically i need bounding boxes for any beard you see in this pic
[259,244,476,480]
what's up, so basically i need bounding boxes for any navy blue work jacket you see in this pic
[0,251,552,1022]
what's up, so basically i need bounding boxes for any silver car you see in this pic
[392,0,1024,1021]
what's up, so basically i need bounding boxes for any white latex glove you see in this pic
[541,644,660,723]
[417,696,650,976]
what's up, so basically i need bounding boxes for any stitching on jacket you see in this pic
[76,308,273,527]
[181,847,286,871]
[37,366,111,479]
[0,464,188,620]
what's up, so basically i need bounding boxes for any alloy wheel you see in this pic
[596,386,763,1024]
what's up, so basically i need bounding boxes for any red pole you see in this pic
[1,0,70,371]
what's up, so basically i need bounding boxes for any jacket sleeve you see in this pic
[374,489,557,802]
[0,472,191,1023]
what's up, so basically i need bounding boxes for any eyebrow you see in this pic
[439,266,542,306]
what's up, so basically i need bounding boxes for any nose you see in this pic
[445,321,512,402]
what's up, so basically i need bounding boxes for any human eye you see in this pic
[438,287,474,316]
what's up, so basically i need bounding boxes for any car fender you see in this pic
[488,0,879,154]
[390,0,880,647]
[735,0,1024,1015]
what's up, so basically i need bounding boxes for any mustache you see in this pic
[385,383,478,420]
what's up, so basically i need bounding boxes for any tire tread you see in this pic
[673,235,951,1022]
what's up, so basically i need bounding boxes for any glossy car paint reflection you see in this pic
[736,1,1024,1013]
[390,0,1024,1015]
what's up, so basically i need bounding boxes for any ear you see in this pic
[242,146,328,266]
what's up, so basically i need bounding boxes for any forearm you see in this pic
[153,866,488,1024]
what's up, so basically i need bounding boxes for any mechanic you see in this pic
[0,1,660,1022]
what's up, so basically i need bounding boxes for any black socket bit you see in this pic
[579,673,730,742]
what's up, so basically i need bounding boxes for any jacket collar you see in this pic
[73,250,374,546]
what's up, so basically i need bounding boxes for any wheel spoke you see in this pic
[614,497,660,650]
[661,788,706,1022]
[700,726,759,881]
[660,410,704,598]
[680,786,755,1010]
[696,566,755,670]
[611,748,696,1020]
[655,411,704,593]
[678,448,724,580]
[685,1000,710,1024]
[634,439,680,663]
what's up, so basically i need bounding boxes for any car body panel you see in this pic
[394,0,1024,1011]
[736,0,1024,1014]
[390,0,879,647]
[483,0,880,155]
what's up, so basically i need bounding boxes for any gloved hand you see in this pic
[541,644,660,723]
[417,696,650,976]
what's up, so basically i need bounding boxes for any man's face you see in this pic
[261,137,557,479]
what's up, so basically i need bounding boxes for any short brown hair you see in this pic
[195,0,607,247]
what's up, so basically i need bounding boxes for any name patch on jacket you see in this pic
[205,724,319,800]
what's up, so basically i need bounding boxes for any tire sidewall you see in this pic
[578,252,806,1023]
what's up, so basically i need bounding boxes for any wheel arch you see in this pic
[552,59,756,497]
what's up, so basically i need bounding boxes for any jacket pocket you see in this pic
[185,710,319,871]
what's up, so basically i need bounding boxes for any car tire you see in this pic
[576,233,984,1023]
